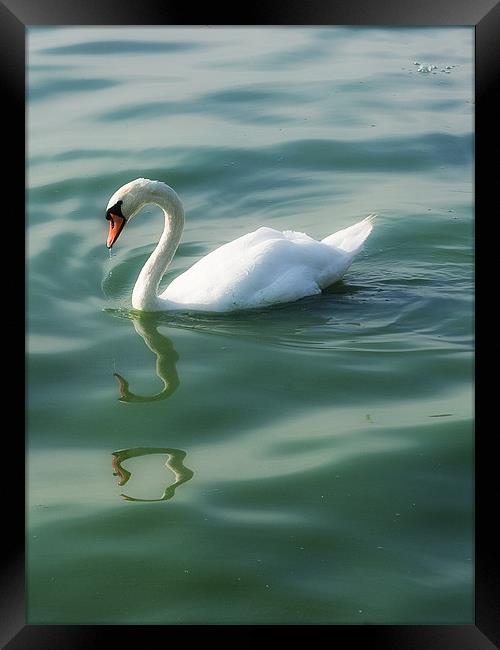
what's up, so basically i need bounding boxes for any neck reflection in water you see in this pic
[111,447,194,502]
[114,313,180,403]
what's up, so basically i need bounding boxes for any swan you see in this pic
[105,178,375,312]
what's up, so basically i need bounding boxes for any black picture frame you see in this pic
[6,0,498,646]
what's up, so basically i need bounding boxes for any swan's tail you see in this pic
[322,213,376,253]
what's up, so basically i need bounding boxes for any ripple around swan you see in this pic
[101,282,472,354]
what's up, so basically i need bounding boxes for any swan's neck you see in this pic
[131,187,184,311]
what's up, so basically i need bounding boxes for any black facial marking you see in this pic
[106,199,125,221]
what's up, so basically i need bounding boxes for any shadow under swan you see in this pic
[111,446,194,502]
[114,313,180,403]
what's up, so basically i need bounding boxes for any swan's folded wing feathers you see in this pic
[161,221,372,311]
[251,266,321,307]
[163,229,322,309]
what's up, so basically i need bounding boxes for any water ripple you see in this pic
[41,40,203,55]
[29,78,119,102]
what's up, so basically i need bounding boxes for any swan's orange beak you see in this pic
[106,213,126,249]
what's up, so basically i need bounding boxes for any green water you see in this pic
[27,27,474,624]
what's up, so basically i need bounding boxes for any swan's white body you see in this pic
[105,178,375,313]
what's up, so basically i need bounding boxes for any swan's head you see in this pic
[105,178,183,249]
[105,178,154,249]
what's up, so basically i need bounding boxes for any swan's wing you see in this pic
[161,226,357,311]
[161,228,329,309]
[251,265,322,307]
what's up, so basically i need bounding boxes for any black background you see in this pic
[4,0,498,647]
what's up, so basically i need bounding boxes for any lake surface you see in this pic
[27,26,474,624]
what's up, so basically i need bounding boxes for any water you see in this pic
[27,27,474,624]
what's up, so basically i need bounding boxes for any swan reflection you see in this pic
[111,446,194,502]
[114,314,179,403]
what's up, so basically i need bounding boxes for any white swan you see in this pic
[105,178,375,313]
